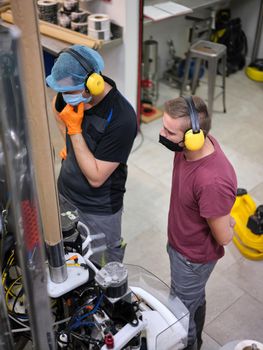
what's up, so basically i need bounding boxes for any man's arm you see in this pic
[70,134,119,188]
[207,214,235,246]
[59,102,120,186]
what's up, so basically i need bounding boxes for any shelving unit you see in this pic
[1,9,123,54]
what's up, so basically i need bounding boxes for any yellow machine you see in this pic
[245,60,263,82]
[231,189,263,260]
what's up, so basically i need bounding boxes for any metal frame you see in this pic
[0,25,56,350]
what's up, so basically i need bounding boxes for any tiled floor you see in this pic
[48,70,263,348]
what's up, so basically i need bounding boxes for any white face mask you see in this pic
[62,92,92,106]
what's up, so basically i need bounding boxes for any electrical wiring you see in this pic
[78,293,103,321]
[5,275,22,311]
[2,250,17,297]
[2,249,30,333]
[70,334,90,350]
[4,249,14,266]
[70,331,104,347]
[12,286,24,313]
[69,321,96,331]
[1,229,163,349]
[2,250,25,315]
[2,250,14,283]
[70,292,101,320]
[8,314,29,328]
[66,293,104,332]
[3,263,100,339]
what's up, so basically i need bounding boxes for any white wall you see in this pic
[230,0,263,61]
[123,0,139,110]
[81,0,139,109]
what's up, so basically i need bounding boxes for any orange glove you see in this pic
[59,146,67,160]
[59,103,84,135]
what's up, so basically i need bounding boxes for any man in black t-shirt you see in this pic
[46,45,137,265]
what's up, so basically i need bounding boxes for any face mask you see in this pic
[159,134,184,152]
[62,92,92,106]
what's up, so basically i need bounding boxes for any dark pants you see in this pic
[167,244,216,350]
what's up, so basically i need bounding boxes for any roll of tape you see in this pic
[37,0,57,5]
[37,0,58,24]
[71,21,88,34]
[63,0,79,13]
[88,13,110,31]
[57,11,71,28]
[71,10,89,23]
[234,340,263,350]
[88,28,111,41]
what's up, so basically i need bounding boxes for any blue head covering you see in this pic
[46,45,104,92]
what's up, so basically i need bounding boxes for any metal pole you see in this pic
[0,25,56,350]
[10,0,67,285]
[251,0,263,62]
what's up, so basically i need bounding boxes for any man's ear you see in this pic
[159,128,166,137]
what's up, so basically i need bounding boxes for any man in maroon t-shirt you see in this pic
[159,96,237,350]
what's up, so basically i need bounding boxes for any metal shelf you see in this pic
[1,11,123,56]
[143,0,231,25]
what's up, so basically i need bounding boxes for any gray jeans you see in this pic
[167,244,216,350]
[78,207,125,266]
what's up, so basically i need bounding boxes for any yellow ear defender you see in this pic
[85,72,105,96]
[183,96,205,151]
[61,48,105,96]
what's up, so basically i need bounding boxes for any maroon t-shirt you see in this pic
[168,135,237,263]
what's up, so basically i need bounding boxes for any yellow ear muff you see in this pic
[184,129,205,151]
[85,72,105,96]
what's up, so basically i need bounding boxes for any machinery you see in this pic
[1,197,189,350]
[231,189,263,260]
[141,37,159,104]
[163,39,185,89]
[163,40,205,90]
[0,24,189,350]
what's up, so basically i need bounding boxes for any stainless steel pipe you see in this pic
[0,25,56,350]
[46,241,68,283]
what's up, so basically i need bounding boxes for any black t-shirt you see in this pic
[56,76,137,214]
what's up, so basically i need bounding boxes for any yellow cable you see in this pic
[5,276,22,311]
[2,254,17,296]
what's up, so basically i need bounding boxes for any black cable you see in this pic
[12,287,24,313]
[71,333,89,349]
[70,332,104,347]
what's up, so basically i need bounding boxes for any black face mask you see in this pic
[159,135,184,152]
